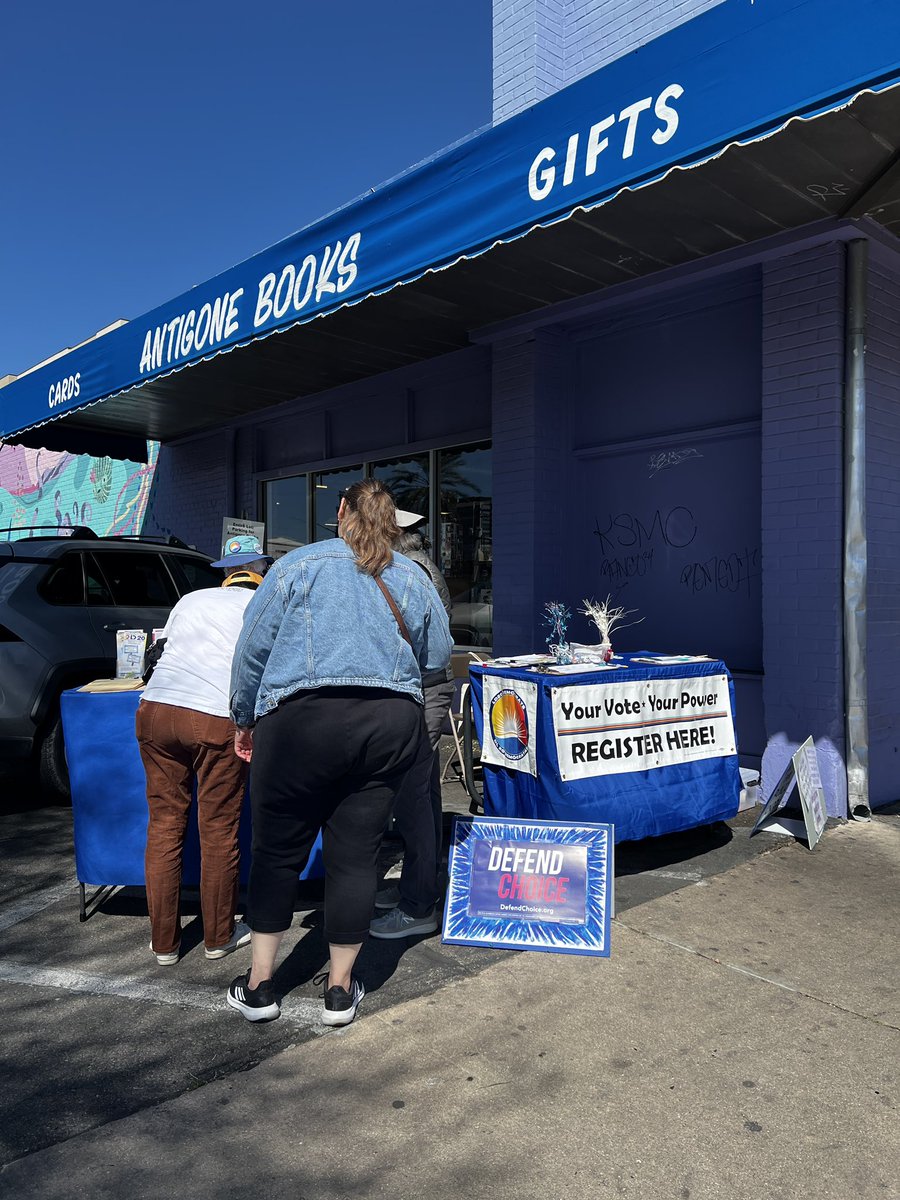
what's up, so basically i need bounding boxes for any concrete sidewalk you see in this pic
[3,816,898,1200]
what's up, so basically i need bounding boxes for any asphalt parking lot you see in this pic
[0,748,786,1168]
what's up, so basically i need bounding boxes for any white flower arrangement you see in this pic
[579,596,644,646]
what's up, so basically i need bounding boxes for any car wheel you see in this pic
[39,711,70,801]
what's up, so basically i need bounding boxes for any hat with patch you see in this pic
[211,534,273,569]
[394,508,425,529]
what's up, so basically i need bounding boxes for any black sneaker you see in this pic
[226,972,280,1022]
[316,972,365,1027]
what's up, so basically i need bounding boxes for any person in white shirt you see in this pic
[136,535,272,965]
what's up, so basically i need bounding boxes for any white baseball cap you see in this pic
[395,508,425,529]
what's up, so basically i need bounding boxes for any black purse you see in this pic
[142,637,167,684]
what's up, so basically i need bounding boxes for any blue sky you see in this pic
[0,1,492,377]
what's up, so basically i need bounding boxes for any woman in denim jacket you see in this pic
[226,479,452,1027]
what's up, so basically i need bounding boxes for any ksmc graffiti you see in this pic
[593,507,698,587]
[593,507,698,555]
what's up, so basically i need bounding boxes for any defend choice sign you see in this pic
[553,673,735,780]
[442,816,612,956]
[468,841,587,924]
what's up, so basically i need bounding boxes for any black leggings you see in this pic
[248,687,425,943]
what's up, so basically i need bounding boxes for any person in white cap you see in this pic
[136,534,272,965]
[369,508,456,940]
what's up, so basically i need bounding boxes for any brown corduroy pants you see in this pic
[136,700,247,954]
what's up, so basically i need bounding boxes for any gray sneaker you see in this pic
[374,884,401,910]
[205,920,252,960]
[369,907,439,940]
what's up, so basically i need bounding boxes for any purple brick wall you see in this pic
[493,0,726,122]
[491,329,568,654]
[247,347,489,479]
[143,433,229,557]
[865,242,900,810]
[760,242,847,816]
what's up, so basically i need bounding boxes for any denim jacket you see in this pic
[230,539,453,727]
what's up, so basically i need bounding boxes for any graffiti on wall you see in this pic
[0,442,159,538]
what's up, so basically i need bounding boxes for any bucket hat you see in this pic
[211,534,273,569]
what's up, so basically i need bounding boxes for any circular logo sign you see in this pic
[489,689,529,760]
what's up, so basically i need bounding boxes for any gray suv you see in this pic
[0,529,222,795]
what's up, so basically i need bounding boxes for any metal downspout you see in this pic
[843,239,870,820]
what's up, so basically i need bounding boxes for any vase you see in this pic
[551,641,574,666]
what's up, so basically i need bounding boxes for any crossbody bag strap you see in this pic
[374,576,413,647]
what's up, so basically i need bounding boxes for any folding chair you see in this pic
[441,651,485,783]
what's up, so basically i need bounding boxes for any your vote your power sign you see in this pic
[442,816,613,956]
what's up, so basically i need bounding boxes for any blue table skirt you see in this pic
[61,689,323,889]
[470,654,741,844]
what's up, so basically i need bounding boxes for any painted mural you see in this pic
[0,441,159,539]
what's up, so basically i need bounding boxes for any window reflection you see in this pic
[312,465,363,541]
[264,476,308,559]
[371,454,431,542]
[439,443,492,647]
[261,443,492,647]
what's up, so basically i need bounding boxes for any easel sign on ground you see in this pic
[751,736,827,850]
[442,815,613,956]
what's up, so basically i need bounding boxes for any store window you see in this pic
[371,453,431,539]
[312,465,363,542]
[264,475,308,559]
[438,443,492,648]
[260,441,491,646]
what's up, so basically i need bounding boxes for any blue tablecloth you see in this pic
[470,653,741,843]
[61,689,323,888]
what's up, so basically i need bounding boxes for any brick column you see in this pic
[760,243,847,816]
[493,0,567,123]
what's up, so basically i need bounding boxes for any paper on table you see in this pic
[631,655,713,665]
[488,654,550,666]
[537,662,625,674]
[79,678,145,693]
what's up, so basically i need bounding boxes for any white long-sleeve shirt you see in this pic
[142,586,254,719]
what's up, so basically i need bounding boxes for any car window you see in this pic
[89,551,178,607]
[39,553,86,605]
[84,555,114,605]
[166,555,222,594]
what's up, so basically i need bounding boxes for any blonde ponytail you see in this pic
[340,479,400,576]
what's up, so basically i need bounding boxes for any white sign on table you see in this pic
[552,674,736,780]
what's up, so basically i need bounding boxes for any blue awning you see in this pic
[3,0,900,447]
